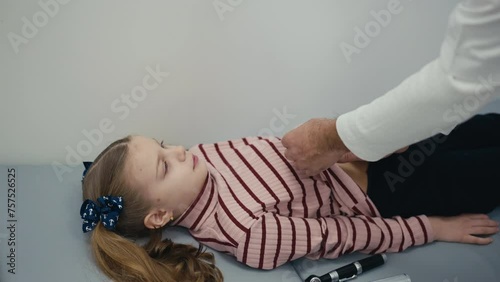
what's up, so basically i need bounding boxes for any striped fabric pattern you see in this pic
[172,136,434,269]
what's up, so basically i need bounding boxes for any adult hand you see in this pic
[282,118,349,176]
[428,214,499,245]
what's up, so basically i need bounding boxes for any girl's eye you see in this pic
[160,140,167,174]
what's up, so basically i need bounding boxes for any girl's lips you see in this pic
[193,155,198,169]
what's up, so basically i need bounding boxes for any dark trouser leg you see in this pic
[425,113,500,151]
[367,114,500,218]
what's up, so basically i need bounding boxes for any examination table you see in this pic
[0,164,498,282]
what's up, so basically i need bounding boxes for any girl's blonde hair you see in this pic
[82,135,223,282]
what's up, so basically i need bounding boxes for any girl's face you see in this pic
[125,136,208,229]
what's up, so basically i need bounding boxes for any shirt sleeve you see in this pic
[336,0,500,161]
[236,213,434,270]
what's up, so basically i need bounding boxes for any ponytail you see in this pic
[91,224,223,282]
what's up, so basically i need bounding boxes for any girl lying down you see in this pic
[81,113,500,282]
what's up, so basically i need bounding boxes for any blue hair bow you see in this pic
[80,196,124,233]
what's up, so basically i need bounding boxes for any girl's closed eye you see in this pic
[160,140,168,175]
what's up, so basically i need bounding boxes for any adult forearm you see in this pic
[337,58,498,161]
[337,0,500,161]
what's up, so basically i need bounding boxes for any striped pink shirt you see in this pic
[172,136,434,270]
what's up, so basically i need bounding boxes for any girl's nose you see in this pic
[172,146,186,161]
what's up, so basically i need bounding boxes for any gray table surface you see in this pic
[1,164,498,282]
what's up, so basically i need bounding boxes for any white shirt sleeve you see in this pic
[336,0,500,161]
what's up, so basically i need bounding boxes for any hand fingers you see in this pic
[284,149,297,161]
[282,121,307,148]
[463,214,490,220]
[469,225,500,235]
[300,165,325,177]
[470,218,499,228]
[281,134,291,148]
[303,169,319,177]
[462,214,499,228]
[296,169,314,179]
[462,234,494,245]
[292,158,324,173]
[291,160,307,171]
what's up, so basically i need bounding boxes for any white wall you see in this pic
[0,0,463,171]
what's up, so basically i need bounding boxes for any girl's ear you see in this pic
[144,209,174,229]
